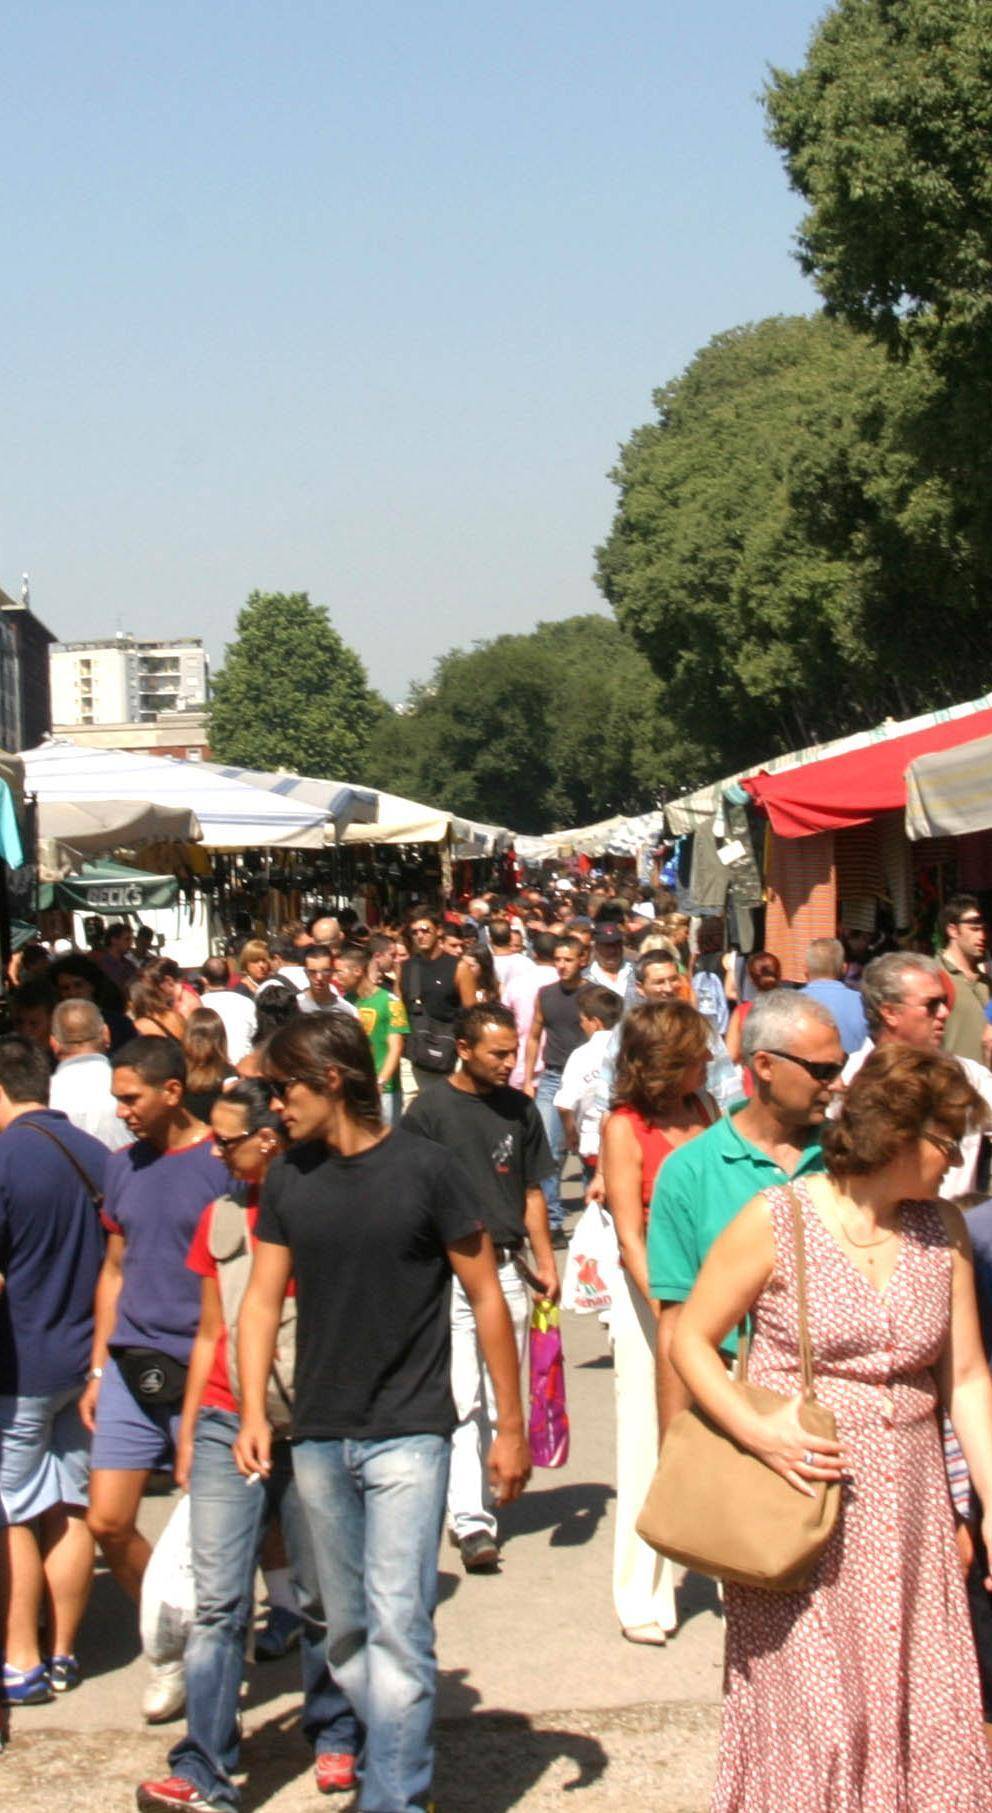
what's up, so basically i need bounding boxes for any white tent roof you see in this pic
[905,732,992,840]
[339,790,511,853]
[202,763,378,841]
[22,740,330,852]
[517,809,667,862]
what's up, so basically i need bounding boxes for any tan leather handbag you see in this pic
[636,1186,841,1592]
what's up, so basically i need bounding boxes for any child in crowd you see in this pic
[554,984,623,1185]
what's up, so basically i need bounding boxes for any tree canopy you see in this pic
[209,591,383,778]
[595,314,992,786]
[364,616,675,834]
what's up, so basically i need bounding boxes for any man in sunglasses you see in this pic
[938,895,990,1067]
[841,952,992,1195]
[399,911,477,1095]
[649,990,844,1431]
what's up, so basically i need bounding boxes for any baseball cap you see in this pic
[593,924,624,947]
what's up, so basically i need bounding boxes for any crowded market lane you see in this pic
[1,1219,723,1813]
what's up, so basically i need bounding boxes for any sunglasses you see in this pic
[212,1129,253,1154]
[923,1130,964,1166]
[266,1074,325,1103]
[956,917,985,929]
[765,1048,845,1085]
[410,925,435,936]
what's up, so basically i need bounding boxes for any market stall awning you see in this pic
[742,706,992,839]
[22,741,330,852]
[516,810,667,862]
[37,798,201,864]
[203,764,378,840]
[39,857,180,915]
[338,790,510,853]
[905,732,992,841]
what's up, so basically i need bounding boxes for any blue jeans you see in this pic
[169,1410,359,1807]
[535,1068,566,1228]
[292,1433,450,1813]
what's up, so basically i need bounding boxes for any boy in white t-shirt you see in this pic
[554,984,623,1184]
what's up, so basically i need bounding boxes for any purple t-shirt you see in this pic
[102,1136,229,1362]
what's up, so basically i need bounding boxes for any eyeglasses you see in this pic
[212,1129,253,1154]
[956,916,985,929]
[765,1049,845,1085]
[410,925,434,937]
[266,1074,325,1103]
[911,994,948,1016]
[923,1130,964,1166]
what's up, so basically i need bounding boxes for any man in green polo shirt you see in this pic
[648,990,844,1430]
[334,942,411,1126]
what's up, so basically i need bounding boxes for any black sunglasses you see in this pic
[212,1129,253,1154]
[266,1074,326,1103]
[765,1049,844,1085]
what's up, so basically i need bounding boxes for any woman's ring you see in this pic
[802,1449,815,1467]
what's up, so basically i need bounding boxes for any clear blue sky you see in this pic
[3,1,827,703]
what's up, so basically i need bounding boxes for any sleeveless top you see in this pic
[612,1096,715,1219]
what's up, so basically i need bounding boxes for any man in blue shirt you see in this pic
[0,1035,108,1705]
[800,937,868,1055]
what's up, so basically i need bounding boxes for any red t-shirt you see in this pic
[186,1195,259,1414]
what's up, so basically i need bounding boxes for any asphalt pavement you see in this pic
[0,1183,724,1811]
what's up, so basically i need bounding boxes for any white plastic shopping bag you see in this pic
[140,1492,195,1665]
[561,1202,619,1315]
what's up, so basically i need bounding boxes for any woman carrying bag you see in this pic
[671,1044,992,1810]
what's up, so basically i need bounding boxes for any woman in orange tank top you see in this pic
[600,1000,716,1646]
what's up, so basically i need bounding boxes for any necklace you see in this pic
[836,1210,899,1251]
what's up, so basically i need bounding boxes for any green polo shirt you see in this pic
[647,1109,826,1307]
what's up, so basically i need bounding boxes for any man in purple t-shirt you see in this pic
[81,1038,227,1718]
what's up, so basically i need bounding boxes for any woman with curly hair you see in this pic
[600,999,716,1645]
[674,1044,992,1810]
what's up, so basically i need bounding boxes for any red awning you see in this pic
[742,708,992,838]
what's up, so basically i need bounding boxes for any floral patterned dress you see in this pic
[713,1179,992,1812]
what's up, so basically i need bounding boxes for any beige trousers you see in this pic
[610,1265,676,1633]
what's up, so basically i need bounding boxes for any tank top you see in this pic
[612,1097,714,1220]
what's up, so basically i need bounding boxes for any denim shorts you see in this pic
[0,1383,90,1525]
[90,1355,183,1472]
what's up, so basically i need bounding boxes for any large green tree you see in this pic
[209,591,383,777]
[763,0,992,617]
[364,616,675,833]
[595,314,991,785]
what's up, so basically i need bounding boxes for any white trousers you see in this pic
[610,1266,676,1633]
[448,1259,530,1540]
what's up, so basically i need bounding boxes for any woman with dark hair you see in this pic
[600,1000,716,1646]
[462,942,500,1004]
[264,1012,383,1133]
[674,1045,992,1809]
[725,952,783,1086]
[128,963,186,1042]
[181,1008,236,1121]
[236,982,300,1079]
[49,952,136,1051]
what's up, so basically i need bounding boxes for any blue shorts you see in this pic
[90,1356,183,1472]
[0,1384,90,1526]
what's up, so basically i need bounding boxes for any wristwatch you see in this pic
[87,1366,104,1382]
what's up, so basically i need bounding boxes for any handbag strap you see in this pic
[19,1117,105,1210]
[737,1182,816,1401]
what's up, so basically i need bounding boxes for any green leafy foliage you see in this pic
[595,315,992,785]
[208,591,384,778]
[363,616,675,834]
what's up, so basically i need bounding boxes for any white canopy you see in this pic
[517,809,667,862]
[203,763,378,841]
[339,789,511,854]
[22,740,330,852]
[905,732,992,840]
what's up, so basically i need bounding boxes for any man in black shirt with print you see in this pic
[235,1013,528,1813]
[404,1003,558,1573]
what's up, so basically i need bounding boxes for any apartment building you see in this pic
[50,634,209,728]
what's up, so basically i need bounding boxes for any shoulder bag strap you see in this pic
[785,1183,816,1402]
[19,1118,105,1210]
[738,1183,815,1397]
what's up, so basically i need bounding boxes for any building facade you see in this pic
[51,708,212,762]
[0,582,56,750]
[50,635,209,729]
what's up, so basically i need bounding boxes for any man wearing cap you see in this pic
[586,925,635,1002]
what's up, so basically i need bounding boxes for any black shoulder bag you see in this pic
[404,956,458,1075]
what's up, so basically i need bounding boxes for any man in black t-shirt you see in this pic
[521,936,586,1245]
[400,911,476,1093]
[234,1012,529,1813]
[404,1003,558,1573]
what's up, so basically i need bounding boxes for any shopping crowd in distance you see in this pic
[4,885,992,1809]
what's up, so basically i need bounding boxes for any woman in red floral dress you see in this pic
[674,1044,992,1811]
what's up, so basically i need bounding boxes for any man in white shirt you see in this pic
[502,931,558,1089]
[840,951,992,1196]
[49,1000,132,1150]
[586,925,635,999]
[489,918,535,992]
[298,945,358,1019]
[554,986,623,1176]
[199,957,257,1064]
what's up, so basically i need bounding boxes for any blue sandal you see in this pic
[1,1661,54,1704]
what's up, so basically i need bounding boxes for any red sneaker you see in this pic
[314,1752,358,1794]
[135,1777,224,1812]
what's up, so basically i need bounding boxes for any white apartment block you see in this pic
[50,635,209,728]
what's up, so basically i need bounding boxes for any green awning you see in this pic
[39,858,179,916]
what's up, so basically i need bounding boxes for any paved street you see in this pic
[0,1226,724,1811]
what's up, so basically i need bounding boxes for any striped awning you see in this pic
[905,732,992,840]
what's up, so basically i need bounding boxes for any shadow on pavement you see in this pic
[76,1562,142,1680]
[675,1569,722,1627]
[499,1481,614,1548]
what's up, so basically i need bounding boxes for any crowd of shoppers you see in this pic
[3,887,992,1811]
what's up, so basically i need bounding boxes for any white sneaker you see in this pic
[142,1659,186,1724]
